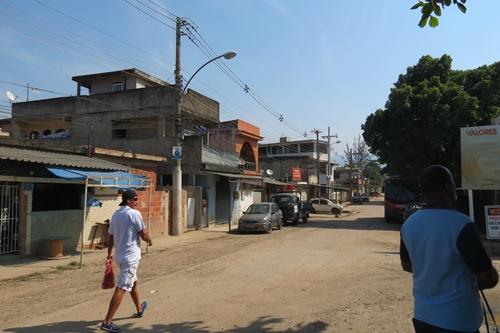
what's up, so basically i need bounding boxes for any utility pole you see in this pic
[311,129,322,197]
[322,127,339,199]
[172,17,186,236]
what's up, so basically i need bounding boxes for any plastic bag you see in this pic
[101,259,115,289]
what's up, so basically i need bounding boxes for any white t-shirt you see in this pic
[109,206,145,263]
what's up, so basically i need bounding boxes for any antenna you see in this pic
[5,91,17,102]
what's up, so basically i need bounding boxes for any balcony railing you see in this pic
[239,161,256,171]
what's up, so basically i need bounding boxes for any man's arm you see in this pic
[400,237,412,273]
[139,229,152,247]
[107,234,114,260]
[458,223,498,290]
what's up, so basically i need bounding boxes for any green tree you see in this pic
[362,55,500,181]
[363,161,385,189]
[343,135,371,170]
[411,0,466,28]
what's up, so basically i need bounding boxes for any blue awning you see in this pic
[47,167,150,188]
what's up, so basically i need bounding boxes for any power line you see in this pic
[0,1,170,81]
[123,0,176,30]
[32,0,174,67]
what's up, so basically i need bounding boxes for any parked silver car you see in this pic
[308,198,343,215]
[238,203,283,233]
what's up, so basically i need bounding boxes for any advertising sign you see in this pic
[460,125,500,189]
[291,167,301,181]
[484,205,500,240]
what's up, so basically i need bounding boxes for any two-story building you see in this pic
[6,68,265,232]
[259,137,330,197]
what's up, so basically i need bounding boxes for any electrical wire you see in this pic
[123,0,176,30]
[0,1,170,80]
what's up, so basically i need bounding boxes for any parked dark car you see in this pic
[238,203,283,233]
[360,193,369,202]
[351,195,363,204]
[270,192,308,225]
[402,202,423,222]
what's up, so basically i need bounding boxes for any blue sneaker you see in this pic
[101,322,121,333]
[135,301,148,318]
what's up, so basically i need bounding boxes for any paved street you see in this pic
[0,198,497,332]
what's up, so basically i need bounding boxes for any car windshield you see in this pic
[271,196,293,204]
[246,204,270,214]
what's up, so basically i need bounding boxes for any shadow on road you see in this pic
[3,316,329,333]
[300,217,402,232]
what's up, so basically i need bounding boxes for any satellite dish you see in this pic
[266,169,274,176]
[5,91,16,102]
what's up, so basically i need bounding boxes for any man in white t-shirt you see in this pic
[101,190,153,333]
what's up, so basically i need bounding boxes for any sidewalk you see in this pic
[0,223,233,281]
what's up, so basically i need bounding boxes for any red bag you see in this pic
[101,259,115,289]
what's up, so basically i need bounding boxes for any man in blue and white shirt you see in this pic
[400,165,498,333]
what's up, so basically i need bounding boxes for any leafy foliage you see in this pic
[362,55,500,181]
[411,0,466,28]
[344,135,371,170]
[343,136,384,187]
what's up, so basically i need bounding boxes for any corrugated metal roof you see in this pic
[0,146,129,171]
[201,145,241,173]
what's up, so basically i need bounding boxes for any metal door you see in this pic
[0,183,20,254]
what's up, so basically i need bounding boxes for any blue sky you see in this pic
[1,0,499,160]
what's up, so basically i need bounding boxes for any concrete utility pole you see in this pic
[172,17,186,236]
[171,17,236,236]
[322,127,339,199]
[311,129,322,197]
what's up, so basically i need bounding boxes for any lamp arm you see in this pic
[181,54,225,96]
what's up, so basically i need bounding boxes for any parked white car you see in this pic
[308,198,343,215]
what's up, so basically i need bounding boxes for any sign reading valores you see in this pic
[460,125,500,190]
[484,205,500,240]
[172,146,182,160]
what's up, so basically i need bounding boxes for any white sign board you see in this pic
[460,125,500,189]
[484,205,500,239]
[172,146,182,160]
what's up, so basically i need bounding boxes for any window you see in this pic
[32,183,84,211]
[111,82,124,92]
[112,128,127,139]
[320,199,329,205]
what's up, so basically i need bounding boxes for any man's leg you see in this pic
[104,287,126,323]
[130,281,142,313]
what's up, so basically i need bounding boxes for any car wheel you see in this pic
[293,215,299,225]
[267,223,273,233]
[277,218,282,230]
[332,208,341,215]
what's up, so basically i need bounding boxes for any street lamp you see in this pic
[172,51,237,236]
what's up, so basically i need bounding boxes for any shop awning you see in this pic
[205,171,263,184]
[262,177,290,186]
[47,167,150,188]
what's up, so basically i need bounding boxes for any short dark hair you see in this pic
[419,165,453,195]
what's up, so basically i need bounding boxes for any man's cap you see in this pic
[119,189,138,206]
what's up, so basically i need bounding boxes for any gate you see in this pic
[0,183,20,254]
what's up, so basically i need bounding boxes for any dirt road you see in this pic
[0,199,481,332]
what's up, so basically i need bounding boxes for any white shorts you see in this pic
[116,261,139,292]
